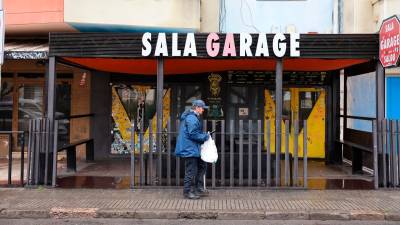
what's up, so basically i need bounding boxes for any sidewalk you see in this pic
[1,188,400,221]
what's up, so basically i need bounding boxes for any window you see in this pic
[0,80,14,131]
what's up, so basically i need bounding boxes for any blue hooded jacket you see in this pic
[175,110,209,158]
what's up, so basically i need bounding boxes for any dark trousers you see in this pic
[183,157,206,194]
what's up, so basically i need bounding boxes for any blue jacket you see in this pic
[175,110,209,158]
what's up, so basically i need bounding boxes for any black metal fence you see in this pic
[130,119,308,188]
[17,117,398,190]
[377,120,400,188]
[26,118,59,186]
[0,131,26,187]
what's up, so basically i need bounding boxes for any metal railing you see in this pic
[0,131,26,187]
[130,119,308,189]
[25,114,93,187]
[377,120,400,188]
[26,118,59,187]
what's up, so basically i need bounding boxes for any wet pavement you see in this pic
[1,219,399,225]
[0,188,400,221]
[56,176,375,190]
[1,159,375,190]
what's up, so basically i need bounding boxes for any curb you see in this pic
[50,207,97,219]
[0,208,397,221]
[309,211,350,221]
[385,212,400,221]
[0,209,50,219]
[265,211,309,220]
[96,209,136,218]
[218,211,265,220]
[349,210,385,221]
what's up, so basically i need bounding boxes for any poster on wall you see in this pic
[0,134,10,158]
[207,73,224,119]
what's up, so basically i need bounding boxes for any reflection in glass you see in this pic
[111,85,157,154]
[18,85,43,132]
[56,83,71,147]
[0,81,14,131]
[299,91,320,130]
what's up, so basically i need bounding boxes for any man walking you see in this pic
[175,100,210,199]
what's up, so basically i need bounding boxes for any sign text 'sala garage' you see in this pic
[379,16,400,68]
[142,33,300,57]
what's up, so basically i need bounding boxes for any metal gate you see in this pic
[130,119,308,188]
[26,118,58,186]
[377,119,400,188]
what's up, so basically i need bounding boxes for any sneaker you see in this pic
[195,188,209,197]
[183,192,200,200]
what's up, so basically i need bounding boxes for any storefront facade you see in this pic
[12,32,377,188]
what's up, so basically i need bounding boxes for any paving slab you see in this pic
[1,188,400,221]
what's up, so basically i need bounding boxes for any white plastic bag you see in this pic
[201,136,218,163]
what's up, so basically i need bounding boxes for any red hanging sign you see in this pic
[379,16,400,68]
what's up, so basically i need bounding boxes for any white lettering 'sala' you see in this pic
[142,32,152,56]
[154,33,168,56]
[172,33,181,57]
[183,33,197,57]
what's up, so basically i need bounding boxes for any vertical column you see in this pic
[376,61,385,186]
[376,62,385,127]
[156,58,164,184]
[47,57,56,122]
[46,57,56,185]
[332,72,341,163]
[343,73,347,142]
[275,59,283,186]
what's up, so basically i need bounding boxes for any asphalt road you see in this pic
[0,219,399,225]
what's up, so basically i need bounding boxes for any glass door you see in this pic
[18,84,44,132]
[226,86,264,150]
[0,78,14,131]
[264,88,326,158]
[110,84,157,154]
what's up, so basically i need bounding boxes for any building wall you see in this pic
[90,71,111,160]
[69,70,91,159]
[5,0,64,25]
[222,0,335,33]
[4,0,75,35]
[5,0,207,34]
[344,0,400,33]
[343,0,400,126]
[64,0,200,32]
[200,0,219,32]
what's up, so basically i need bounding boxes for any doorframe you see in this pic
[264,85,329,160]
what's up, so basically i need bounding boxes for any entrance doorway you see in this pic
[265,88,326,159]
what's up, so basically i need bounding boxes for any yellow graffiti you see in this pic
[264,88,325,158]
[112,87,131,141]
[298,90,325,158]
[111,86,171,153]
[145,89,171,151]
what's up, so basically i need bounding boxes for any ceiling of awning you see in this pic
[63,57,371,75]
[5,40,48,59]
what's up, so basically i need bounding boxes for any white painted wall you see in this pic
[64,0,200,30]
[222,0,335,33]
[344,0,400,33]
[200,0,219,32]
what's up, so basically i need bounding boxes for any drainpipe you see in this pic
[333,0,339,33]
[0,0,4,91]
[338,0,343,33]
